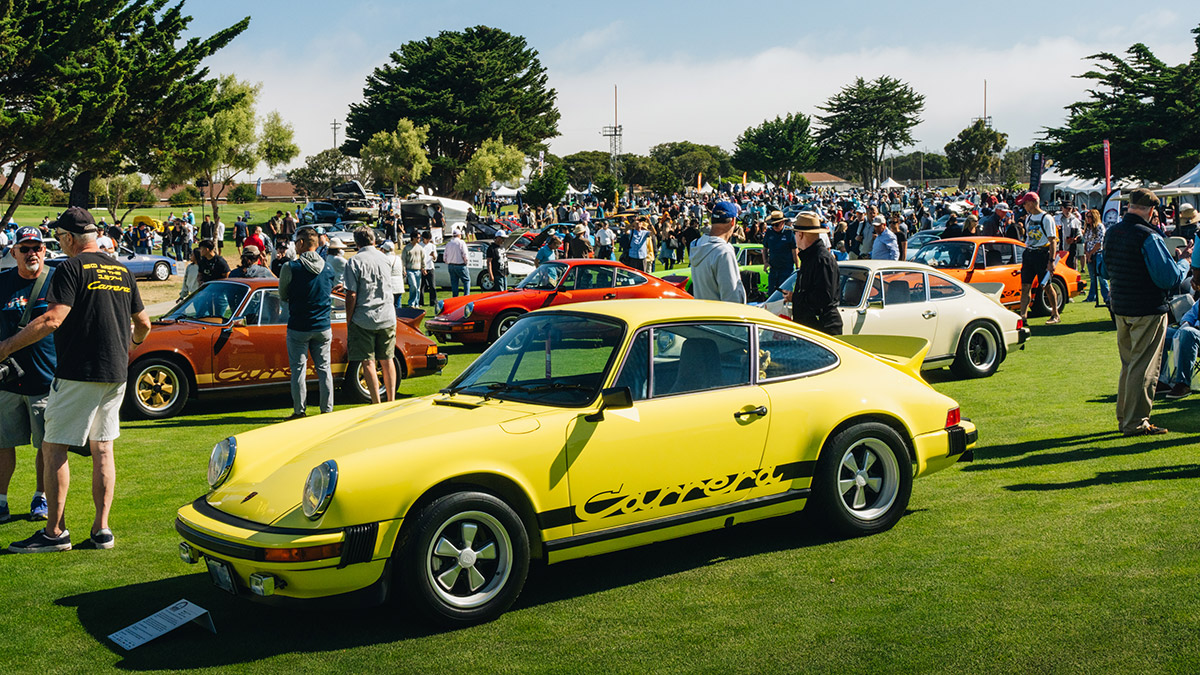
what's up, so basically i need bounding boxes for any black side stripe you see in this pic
[543,488,811,554]
[535,460,815,530]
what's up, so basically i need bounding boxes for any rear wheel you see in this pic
[477,270,500,292]
[125,357,190,419]
[809,422,912,537]
[344,357,403,403]
[951,321,1002,378]
[1032,277,1067,316]
[152,261,171,281]
[397,491,529,626]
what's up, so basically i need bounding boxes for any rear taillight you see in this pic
[945,407,961,428]
[1016,317,1024,331]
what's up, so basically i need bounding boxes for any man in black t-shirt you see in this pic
[197,239,230,282]
[486,233,509,290]
[0,208,151,553]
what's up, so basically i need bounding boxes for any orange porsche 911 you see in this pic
[909,236,1085,316]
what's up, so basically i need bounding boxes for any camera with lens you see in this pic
[0,357,25,384]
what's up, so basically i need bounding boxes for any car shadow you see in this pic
[1005,463,1200,491]
[1030,318,1114,337]
[57,513,880,668]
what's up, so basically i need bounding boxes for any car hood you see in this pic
[206,397,538,525]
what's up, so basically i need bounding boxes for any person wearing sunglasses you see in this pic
[0,227,56,525]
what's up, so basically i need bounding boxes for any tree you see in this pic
[89,173,146,223]
[620,154,670,188]
[562,150,613,188]
[344,26,559,195]
[523,165,568,207]
[591,173,623,203]
[888,151,951,182]
[816,76,925,188]
[1043,25,1200,184]
[998,146,1033,190]
[358,119,433,197]
[732,113,818,187]
[159,74,299,223]
[649,142,734,186]
[454,136,523,194]
[227,183,258,203]
[945,121,1009,190]
[287,149,351,199]
[0,1,249,223]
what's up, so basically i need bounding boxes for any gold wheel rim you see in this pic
[358,362,385,396]
[136,366,177,410]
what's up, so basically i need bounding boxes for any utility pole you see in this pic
[600,85,622,182]
[331,119,342,149]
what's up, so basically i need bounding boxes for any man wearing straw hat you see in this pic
[784,212,842,336]
[762,210,798,294]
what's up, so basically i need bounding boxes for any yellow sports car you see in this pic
[175,300,977,625]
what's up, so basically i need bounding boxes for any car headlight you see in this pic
[302,460,338,520]
[436,300,445,314]
[463,302,474,319]
[207,437,237,489]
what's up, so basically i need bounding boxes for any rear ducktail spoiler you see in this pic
[837,334,930,380]
[397,306,426,330]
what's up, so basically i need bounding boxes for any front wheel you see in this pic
[125,357,190,419]
[152,261,171,281]
[489,310,524,344]
[397,492,529,626]
[809,422,912,537]
[951,321,1002,378]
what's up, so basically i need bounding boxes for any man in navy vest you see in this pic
[278,227,334,420]
[1103,188,1188,436]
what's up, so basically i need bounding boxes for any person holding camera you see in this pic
[0,227,55,524]
[1,208,151,552]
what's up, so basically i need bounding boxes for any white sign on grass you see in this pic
[108,599,216,650]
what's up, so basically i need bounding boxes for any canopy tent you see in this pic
[1158,161,1200,197]
[880,177,904,189]
[565,184,584,195]
[697,182,715,194]
[492,185,523,197]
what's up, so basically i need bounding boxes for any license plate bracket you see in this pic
[205,557,238,595]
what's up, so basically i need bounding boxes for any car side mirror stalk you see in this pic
[585,386,633,422]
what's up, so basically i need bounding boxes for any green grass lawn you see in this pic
[5,201,298,228]
[2,299,1200,672]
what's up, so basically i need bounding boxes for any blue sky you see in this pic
[186,1,1200,173]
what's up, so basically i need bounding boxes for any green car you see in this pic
[657,243,769,302]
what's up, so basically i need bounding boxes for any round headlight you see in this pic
[302,460,338,520]
[463,302,474,319]
[207,437,237,489]
[436,299,445,314]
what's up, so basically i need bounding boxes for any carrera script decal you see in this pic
[213,362,348,383]
[577,464,791,522]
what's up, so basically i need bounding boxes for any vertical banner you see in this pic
[1029,150,1044,195]
[697,172,701,191]
[538,150,545,177]
[1103,140,1111,196]
[1102,190,1122,227]
[742,172,747,192]
[787,170,792,187]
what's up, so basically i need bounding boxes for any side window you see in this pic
[839,268,870,307]
[615,268,646,288]
[973,246,986,268]
[612,329,650,401]
[867,275,884,304]
[928,274,965,300]
[240,290,264,325]
[880,271,926,305]
[557,267,581,291]
[260,291,290,325]
[745,249,765,266]
[757,328,838,380]
[651,324,751,397]
[983,243,1016,266]
[331,294,347,322]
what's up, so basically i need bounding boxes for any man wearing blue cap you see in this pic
[690,201,746,303]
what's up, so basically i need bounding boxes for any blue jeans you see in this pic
[406,270,422,307]
[1086,256,1109,304]
[1159,325,1200,386]
[449,264,470,297]
[286,328,333,415]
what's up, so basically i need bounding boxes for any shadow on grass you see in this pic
[1029,318,1114,338]
[57,513,863,669]
[1005,463,1200,491]
[968,431,1124,462]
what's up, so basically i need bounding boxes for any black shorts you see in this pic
[1021,247,1050,285]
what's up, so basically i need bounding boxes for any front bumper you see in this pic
[174,498,400,607]
[425,318,488,343]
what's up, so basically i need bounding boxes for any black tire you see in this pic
[809,422,913,537]
[152,261,171,281]
[950,320,1002,379]
[125,357,190,419]
[1032,277,1067,317]
[397,491,529,626]
[344,357,402,403]
[477,270,500,293]
[488,310,524,344]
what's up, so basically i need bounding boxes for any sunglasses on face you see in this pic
[18,244,44,253]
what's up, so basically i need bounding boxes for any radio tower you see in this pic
[600,85,622,181]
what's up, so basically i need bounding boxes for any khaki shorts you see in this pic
[0,389,48,449]
[347,321,396,361]
[43,379,126,446]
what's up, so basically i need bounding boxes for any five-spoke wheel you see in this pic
[810,422,912,536]
[125,357,190,419]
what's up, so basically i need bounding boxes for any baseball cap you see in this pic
[14,226,43,244]
[241,245,261,257]
[711,201,740,220]
[1014,192,1039,206]
[53,206,98,234]
[995,202,1010,212]
[872,215,887,225]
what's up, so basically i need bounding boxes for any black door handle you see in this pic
[733,406,768,419]
[603,293,616,300]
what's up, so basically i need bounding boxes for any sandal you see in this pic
[1045,316,1061,325]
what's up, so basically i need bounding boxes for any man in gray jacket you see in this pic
[690,201,746,303]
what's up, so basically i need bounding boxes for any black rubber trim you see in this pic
[177,518,267,562]
[191,496,342,535]
[339,522,378,568]
[543,488,811,553]
[947,425,967,457]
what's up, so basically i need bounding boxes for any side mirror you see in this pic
[585,386,633,422]
[231,317,246,328]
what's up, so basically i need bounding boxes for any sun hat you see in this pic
[794,212,825,233]
[765,210,789,226]
[1179,204,1199,226]
[573,223,587,234]
[326,238,346,250]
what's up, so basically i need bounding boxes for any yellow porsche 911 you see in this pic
[175,300,977,625]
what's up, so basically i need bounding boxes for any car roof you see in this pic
[937,236,1025,245]
[837,259,946,271]
[541,298,783,325]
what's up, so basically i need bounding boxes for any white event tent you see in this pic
[880,177,904,189]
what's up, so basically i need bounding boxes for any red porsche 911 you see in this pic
[426,259,692,344]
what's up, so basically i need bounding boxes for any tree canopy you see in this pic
[0,0,248,221]
[454,136,524,194]
[732,113,818,187]
[945,120,1008,190]
[288,149,351,199]
[650,142,734,187]
[522,164,568,207]
[816,76,925,188]
[886,151,950,182]
[344,26,559,196]
[561,151,612,188]
[360,119,432,197]
[1043,24,1200,184]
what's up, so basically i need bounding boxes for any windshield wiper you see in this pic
[481,382,532,401]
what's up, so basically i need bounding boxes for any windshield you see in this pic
[911,241,975,269]
[447,314,625,406]
[764,267,870,308]
[166,281,248,323]
[517,263,568,291]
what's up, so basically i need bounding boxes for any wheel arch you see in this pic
[397,472,544,561]
[818,413,917,472]
[955,317,1006,363]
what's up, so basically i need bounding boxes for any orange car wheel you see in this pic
[125,357,190,419]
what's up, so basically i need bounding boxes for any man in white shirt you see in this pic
[1057,201,1083,271]
[96,230,115,254]
[443,228,470,297]
[594,222,614,260]
[421,231,437,307]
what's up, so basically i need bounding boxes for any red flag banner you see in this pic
[1103,139,1111,196]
